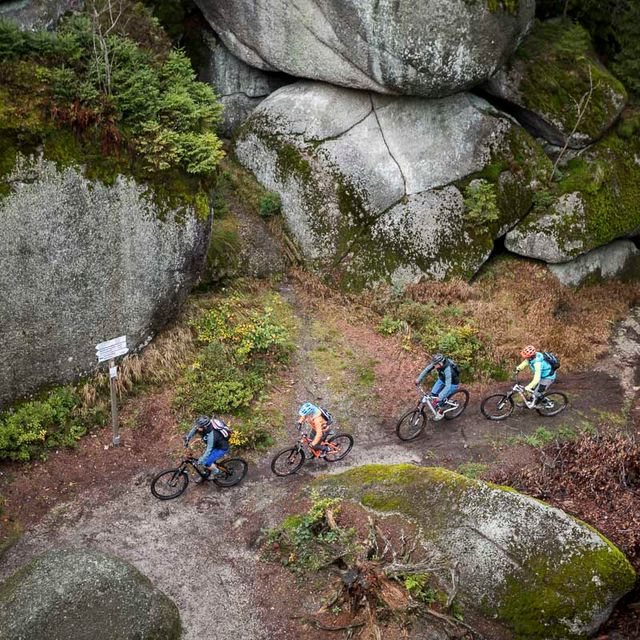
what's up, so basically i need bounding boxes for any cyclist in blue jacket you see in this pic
[183,415,231,482]
[415,353,460,419]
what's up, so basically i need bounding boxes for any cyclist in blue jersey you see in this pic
[415,353,460,419]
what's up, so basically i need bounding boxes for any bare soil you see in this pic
[1,281,639,639]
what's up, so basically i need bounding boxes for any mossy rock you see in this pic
[484,19,627,148]
[0,549,181,640]
[505,127,640,262]
[234,81,552,290]
[314,464,636,639]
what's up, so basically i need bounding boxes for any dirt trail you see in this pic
[0,287,637,639]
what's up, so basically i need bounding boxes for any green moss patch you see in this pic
[516,19,627,141]
[497,546,635,639]
[0,12,223,218]
[314,463,636,638]
[514,124,640,257]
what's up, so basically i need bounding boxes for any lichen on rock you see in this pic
[195,0,535,97]
[0,549,181,640]
[234,81,551,289]
[0,153,210,406]
[315,464,636,640]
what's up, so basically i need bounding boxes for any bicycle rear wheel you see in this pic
[536,392,568,417]
[480,394,514,420]
[325,434,354,462]
[213,458,248,487]
[271,447,305,476]
[443,389,470,420]
[396,409,429,441]
[150,468,189,500]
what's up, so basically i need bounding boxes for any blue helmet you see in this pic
[298,402,317,417]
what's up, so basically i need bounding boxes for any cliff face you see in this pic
[0,155,209,406]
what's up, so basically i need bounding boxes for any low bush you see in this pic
[258,191,281,217]
[175,289,295,449]
[0,2,224,213]
[0,387,86,461]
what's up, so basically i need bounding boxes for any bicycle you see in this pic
[480,375,568,421]
[395,385,469,441]
[150,454,248,500]
[271,428,354,476]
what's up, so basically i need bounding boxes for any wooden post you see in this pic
[109,359,121,446]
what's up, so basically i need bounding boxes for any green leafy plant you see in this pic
[463,180,500,224]
[0,5,224,212]
[262,494,357,574]
[258,191,282,217]
[229,416,274,450]
[377,315,404,335]
[456,462,488,479]
[0,387,85,461]
[403,573,437,604]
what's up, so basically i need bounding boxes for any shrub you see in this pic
[175,294,294,439]
[229,416,274,450]
[0,387,84,461]
[421,324,485,376]
[395,300,437,329]
[258,191,282,217]
[377,315,404,335]
[0,6,224,181]
[463,180,500,224]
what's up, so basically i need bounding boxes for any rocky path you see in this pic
[0,290,637,639]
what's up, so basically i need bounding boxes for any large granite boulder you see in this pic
[199,29,292,137]
[0,154,209,406]
[0,0,80,30]
[548,240,640,286]
[505,127,640,263]
[0,549,181,640]
[316,464,636,640]
[484,20,627,148]
[195,0,535,98]
[235,81,551,289]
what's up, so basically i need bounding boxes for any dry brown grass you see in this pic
[469,259,640,371]
[289,258,640,373]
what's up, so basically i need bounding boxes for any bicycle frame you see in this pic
[295,430,339,459]
[181,456,231,478]
[416,386,460,418]
[507,377,551,410]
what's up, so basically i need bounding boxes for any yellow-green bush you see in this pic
[0,387,86,461]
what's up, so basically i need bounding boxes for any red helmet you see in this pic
[521,345,536,359]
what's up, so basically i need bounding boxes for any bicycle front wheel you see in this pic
[150,468,189,500]
[271,447,305,476]
[325,434,354,462]
[443,389,470,420]
[536,392,568,417]
[480,394,514,420]
[396,409,429,441]
[213,458,248,487]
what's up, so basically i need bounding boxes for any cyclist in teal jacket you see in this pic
[516,345,557,404]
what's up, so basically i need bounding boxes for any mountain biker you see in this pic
[183,415,231,482]
[297,402,330,456]
[415,353,460,419]
[516,345,557,405]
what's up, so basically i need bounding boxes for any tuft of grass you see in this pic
[457,462,488,479]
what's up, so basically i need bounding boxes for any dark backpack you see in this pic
[319,407,334,425]
[542,352,560,372]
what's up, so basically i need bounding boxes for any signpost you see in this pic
[96,336,129,446]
